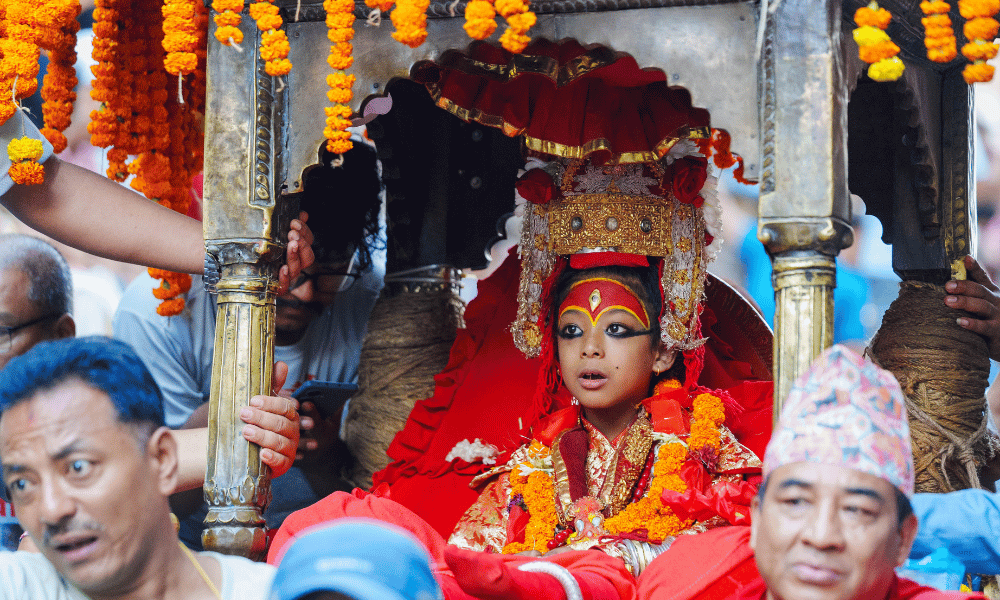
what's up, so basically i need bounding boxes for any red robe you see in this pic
[636,526,984,600]
[268,487,637,600]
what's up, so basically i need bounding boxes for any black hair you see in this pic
[756,474,914,528]
[0,234,73,316]
[300,141,384,269]
[0,337,165,435]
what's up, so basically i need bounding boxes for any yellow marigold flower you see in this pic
[507,11,536,30]
[7,136,44,162]
[853,25,890,47]
[495,0,525,17]
[965,16,1000,39]
[868,56,905,81]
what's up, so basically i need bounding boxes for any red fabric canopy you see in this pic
[411,39,711,164]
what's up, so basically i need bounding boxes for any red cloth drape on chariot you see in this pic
[410,39,711,164]
[371,250,774,539]
[268,488,637,600]
[636,526,982,600]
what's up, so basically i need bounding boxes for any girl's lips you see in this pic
[577,372,607,390]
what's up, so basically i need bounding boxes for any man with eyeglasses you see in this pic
[113,141,385,549]
[0,234,75,372]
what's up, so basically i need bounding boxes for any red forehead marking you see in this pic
[558,277,650,329]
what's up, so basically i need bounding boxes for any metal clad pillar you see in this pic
[759,1,854,410]
[201,8,292,559]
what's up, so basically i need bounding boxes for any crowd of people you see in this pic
[4,51,1000,600]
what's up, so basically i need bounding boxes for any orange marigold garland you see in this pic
[464,0,498,40]
[495,0,535,54]
[0,0,42,130]
[604,440,690,542]
[163,0,201,77]
[959,0,1000,83]
[853,2,905,82]
[502,441,558,554]
[390,0,430,48]
[921,1,959,62]
[7,136,45,185]
[250,1,292,76]
[37,0,81,155]
[324,0,355,154]
[213,0,244,46]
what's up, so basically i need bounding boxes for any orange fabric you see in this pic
[269,488,635,600]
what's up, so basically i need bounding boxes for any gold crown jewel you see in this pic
[512,152,717,358]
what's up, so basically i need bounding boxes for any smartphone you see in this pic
[291,380,358,418]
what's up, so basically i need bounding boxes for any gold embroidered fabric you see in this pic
[448,412,762,555]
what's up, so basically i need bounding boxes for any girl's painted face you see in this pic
[556,277,674,412]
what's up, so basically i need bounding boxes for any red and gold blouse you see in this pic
[448,382,762,566]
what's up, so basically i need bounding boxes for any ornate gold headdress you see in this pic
[511,144,722,358]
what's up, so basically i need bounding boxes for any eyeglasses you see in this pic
[1,314,60,353]
[289,253,360,295]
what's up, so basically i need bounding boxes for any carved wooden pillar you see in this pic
[759,1,854,411]
[201,7,293,559]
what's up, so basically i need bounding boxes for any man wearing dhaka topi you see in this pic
[636,344,984,600]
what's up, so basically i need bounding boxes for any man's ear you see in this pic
[54,314,75,340]
[147,426,179,497]
[896,513,919,567]
[653,346,677,375]
[749,495,761,550]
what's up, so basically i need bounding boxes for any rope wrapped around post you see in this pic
[868,281,997,493]
[342,266,465,490]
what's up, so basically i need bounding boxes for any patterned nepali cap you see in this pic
[763,344,914,496]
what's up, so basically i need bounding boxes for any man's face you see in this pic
[750,463,917,600]
[0,380,168,596]
[0,268,60,370]
[275,256,356,345]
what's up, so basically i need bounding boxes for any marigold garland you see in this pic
[853,2,905,82]
[503,441,558,554]
[390,0,430,48]
[464,0,498,40]
[163,0,201,76]
[921,1,958,62]
[36,0,81,156]
[249,1,292,76]
[365,0,396,13]
[959,0,1000,82]
[7,136,45,185]
[500,388,727,553]
[324,0,355,155]
[212,0,244,45]
[495,0,535,54]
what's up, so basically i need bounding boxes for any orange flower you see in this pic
[390,0,430,48]
[212,0,244,45]
[464,0,497,40]
[965,16,1000,39]
[958,0,1000,19]
[854,5,892,28]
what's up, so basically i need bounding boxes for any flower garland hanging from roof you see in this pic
[251,0,292,76]
[38,0,81,155]
[958,0,1000,83]
[212,0,244,45]
[921,1,959,62]
[325,0,355,154]
[853,2,905,82]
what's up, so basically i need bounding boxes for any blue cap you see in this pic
[269,519,444,600]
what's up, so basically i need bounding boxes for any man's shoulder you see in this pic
[0,552,85,599]
[203,552,275,600]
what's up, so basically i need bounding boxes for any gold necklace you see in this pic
[178,542,222,600]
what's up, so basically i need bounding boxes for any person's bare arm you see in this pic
[3,157,315,290]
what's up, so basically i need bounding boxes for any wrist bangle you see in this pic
[203,253,221,294]
[517,561,583,600]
